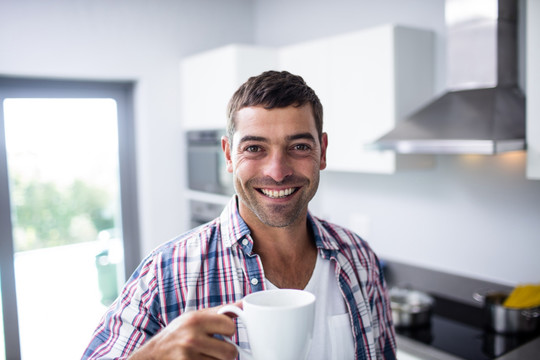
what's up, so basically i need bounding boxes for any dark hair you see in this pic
[226,70,323,141]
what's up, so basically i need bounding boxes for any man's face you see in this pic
[222,105,327,228]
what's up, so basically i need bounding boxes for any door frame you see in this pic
[0,76,141,359]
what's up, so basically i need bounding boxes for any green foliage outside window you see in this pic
[10,174,115,252]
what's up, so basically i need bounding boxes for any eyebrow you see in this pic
[238,135,267,144]
[287,132,316,142]
[238,132,316,144]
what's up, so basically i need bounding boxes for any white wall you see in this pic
[0,0,254,257]
[253,0,540,285]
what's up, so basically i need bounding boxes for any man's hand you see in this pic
[128,303,242,360]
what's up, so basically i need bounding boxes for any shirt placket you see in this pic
[237,235,265,293]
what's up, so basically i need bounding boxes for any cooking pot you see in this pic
[473,292,540,334]
[389,287,434,328]
[482,332,522,358]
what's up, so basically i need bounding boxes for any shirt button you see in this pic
[242,239,249,246]
[251,278,259,285]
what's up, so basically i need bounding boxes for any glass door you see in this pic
[0,78,139,360]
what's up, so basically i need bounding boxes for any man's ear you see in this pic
[319,132,328,170]
[221,136,234,173]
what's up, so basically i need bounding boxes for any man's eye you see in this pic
[245,145,261,152]
[293,144,311,151]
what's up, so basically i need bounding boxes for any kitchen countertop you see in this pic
[397,332,540,360]
[496,335,540,360]
[397,335,466,360]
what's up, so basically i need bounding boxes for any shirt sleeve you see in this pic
[81,253,164,360]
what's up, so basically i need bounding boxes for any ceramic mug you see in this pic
[218,289,316,360]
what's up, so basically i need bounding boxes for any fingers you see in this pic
[199,334,238,360]
[183,312,238,360]
[209,301,243,314]
[170,325,237,360]
[128,304,242,360]
[212,301,244,319]
[184,311,237,337]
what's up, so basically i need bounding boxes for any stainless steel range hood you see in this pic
[372,0,525,154]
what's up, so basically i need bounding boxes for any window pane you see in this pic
[4,98,124,359]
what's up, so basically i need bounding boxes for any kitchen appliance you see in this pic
[187,129,234,195]
[474,292,540,334]
[390,288,435,328]
[372,0,525,154]
[395,295,540,359]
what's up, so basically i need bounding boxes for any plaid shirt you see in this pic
[82,196,396,360]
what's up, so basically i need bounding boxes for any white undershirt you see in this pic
[265,255,355,360]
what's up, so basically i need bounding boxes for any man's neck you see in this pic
[247,216,318,289]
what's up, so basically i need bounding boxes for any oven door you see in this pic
[187,129,233,195]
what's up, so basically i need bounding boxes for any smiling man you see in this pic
[82,71,396,360]
[226,105,323,229]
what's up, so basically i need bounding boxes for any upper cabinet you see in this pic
[279,25,435,173]
[180,44,278,130]
[180,24,436,173]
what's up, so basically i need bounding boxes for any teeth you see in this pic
[261,188,295,198]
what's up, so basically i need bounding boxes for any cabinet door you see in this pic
[327,27,398,173]
[181,45,278,130]
[329,26,435,173]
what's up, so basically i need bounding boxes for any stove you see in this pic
[395,295,540,359]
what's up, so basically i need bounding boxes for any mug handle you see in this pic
[217,305,253,360]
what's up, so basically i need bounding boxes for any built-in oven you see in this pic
[187,129,234,195]
[187,129,234,227]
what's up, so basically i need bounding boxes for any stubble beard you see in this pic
[235,174,319,228]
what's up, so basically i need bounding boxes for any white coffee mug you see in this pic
[218,289,316,360]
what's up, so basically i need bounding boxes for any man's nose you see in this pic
[263,151,293,183]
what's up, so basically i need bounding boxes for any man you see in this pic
[82,70,396,360]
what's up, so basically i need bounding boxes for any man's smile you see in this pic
[258,187,299,199]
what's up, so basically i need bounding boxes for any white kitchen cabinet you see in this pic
[279,25,435,173]
[527,0,540,180]
[180,44,278,130]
